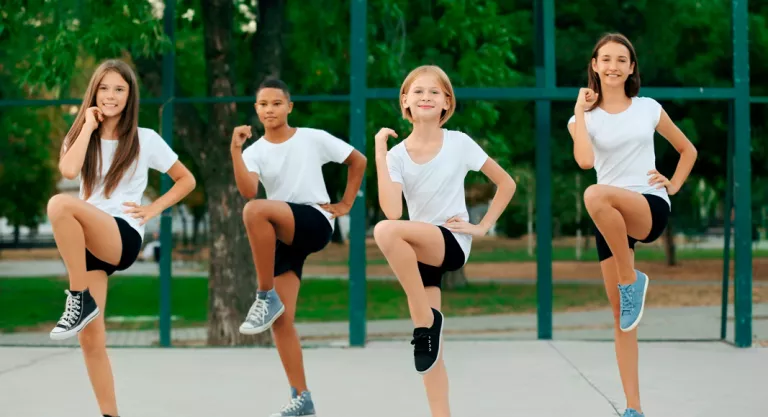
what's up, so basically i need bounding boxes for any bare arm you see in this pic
[652,109,698,194]
[151,161,197,212]
[339,150,367,207]
[567,88,599,170]
[59,109,103,179]
[476,158,517,232]
[230,125,260,199]
[568,111,595,170]
[374,128,403,220]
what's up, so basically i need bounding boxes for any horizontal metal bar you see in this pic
[751,96,768,104]
[367,87,738,101]
[0,88,747,107]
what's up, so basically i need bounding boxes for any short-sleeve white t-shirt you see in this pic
[386,129,489,263]
[79,127,179,239]
[241,127,354,229]
[568,96,670,207]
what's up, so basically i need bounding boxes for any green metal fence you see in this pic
[0,0,757,348]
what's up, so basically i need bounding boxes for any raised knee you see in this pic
[583,185,610,213]
[373,220,398,247]
[47,194,74,221]
[243,200,268,223]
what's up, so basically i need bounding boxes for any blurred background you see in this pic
[0,0,765,349]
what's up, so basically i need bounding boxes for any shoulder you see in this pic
[634,96,662,110]
[297,127,332,139]
[444,129,474,144]
[242,137,267,156]
[137,127,162,142]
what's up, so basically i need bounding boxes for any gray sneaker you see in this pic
[239,289,285,335]
[622,408,644,417]
[269,390,316,417]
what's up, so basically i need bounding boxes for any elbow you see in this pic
[576,160,594,170]
[382,206,402,220]
[239,189,257,200]
[58,164,79,180]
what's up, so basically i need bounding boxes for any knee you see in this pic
[78,329,106,357]
[583,185,611,215]
[373,220,398,248]
[243,200,269,224]
[47,194,75,222]
[273,313,295,333]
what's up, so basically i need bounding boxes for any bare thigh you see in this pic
[373,220,447,266]
[583,185,654,241]
[243,200,296,245]
[48,194,123,265]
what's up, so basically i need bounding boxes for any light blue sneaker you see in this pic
[239,289,285,335]
[269,390,316,417]
[623,408,644,416]
[618,270,649,332]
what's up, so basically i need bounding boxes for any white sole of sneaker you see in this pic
[621,274,649,333]
[239,304,286,335]
[49,307,101,341]
[417,309,444,375]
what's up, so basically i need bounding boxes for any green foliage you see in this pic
[1,0,767,237]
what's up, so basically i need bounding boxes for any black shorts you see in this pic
[275,203,333,279]
[86,217,143,276]
[595,194,670,262]
[418,226,466,289]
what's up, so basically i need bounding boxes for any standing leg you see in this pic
[421,287,451,417]
[601,256,643,416]
[77,270,120,417]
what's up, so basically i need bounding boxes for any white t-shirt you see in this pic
[78,127,179,239]
[386,129,489,264]
[241,127,355,229]
[568,96,670,207]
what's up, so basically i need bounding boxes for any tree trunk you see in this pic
[250,0,285,93]
[442,266,468,290]
[664,218,676,266]
[197,0,272,346]
[13,223,20,246]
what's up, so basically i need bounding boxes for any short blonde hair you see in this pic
[400,65,456,126]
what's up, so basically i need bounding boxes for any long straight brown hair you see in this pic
[61,59,141,200]
[587,33,641,112]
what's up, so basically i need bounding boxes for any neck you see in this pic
[264,123,295,142]
[599,84,631,105]
[99,116,121,140]
[409,121,442,142]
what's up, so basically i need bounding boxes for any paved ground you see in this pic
[1,340,764,417]
[3,304,767,347]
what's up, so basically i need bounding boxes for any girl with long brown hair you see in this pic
[567,34,698,417]
[48,59,196,417]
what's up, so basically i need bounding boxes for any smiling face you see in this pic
[399,66,455,126]
[95,71,130,118]
[255,87,293,129]
[591,41,635,89]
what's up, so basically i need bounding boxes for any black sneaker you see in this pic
[49,288,100,340]
[411,308,444,374]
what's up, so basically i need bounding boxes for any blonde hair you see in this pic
[399,65,456,126]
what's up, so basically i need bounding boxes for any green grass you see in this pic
[0,276,608,333]
[316,247,768,265]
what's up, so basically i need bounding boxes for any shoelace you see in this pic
[247,298,269,323]
[57,290,82,327]
[280,395,305,413]
[619,286,634,316]
[411,332,432,354]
